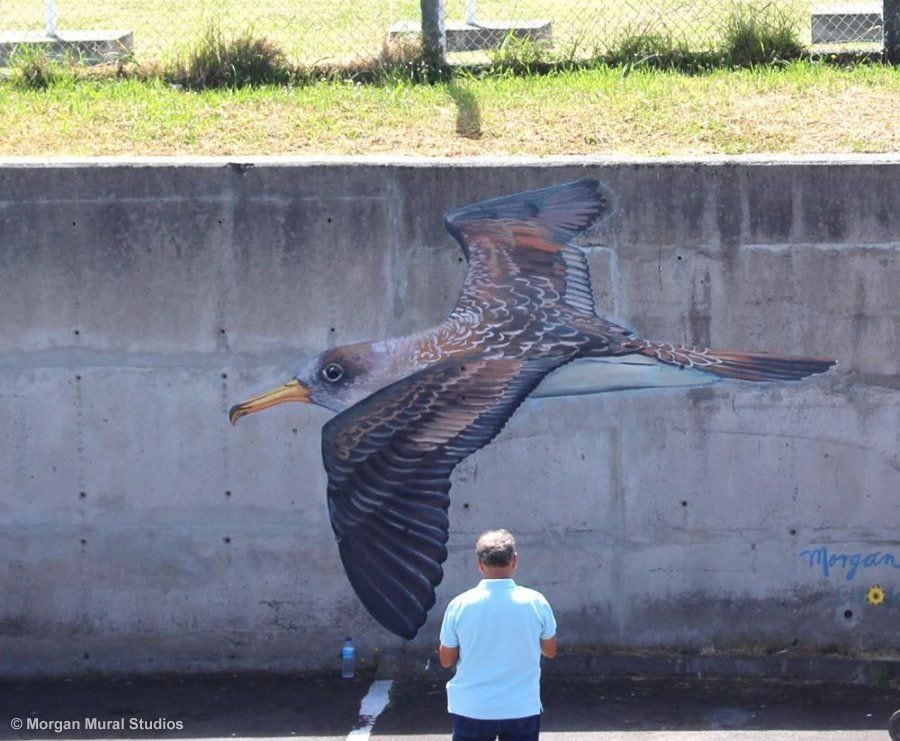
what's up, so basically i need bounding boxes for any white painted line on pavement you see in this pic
[347,678,393,739]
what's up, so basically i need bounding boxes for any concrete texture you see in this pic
[811,3,882,44]
[0,31,133,66]
[388,19,552,52]
[0,156,898,678]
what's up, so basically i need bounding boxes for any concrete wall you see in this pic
[0,156,897,677]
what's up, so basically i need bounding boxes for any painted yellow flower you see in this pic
[866,586,886,606]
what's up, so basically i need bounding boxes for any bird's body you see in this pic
[230,179,835,639]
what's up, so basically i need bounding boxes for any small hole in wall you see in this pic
[463,503,470,510]
[75,374,82,381]
[330,327,336,333]
[681,500,688,507]
[789,528,797,536]
[292,428,298,434]
[74,329,80,336]
[83,652,90,660]
[220,328,226,335]
[223,536,231,544]
[224,490,231,498]
[844,609,853,620]
[221,373,228,380]
[79,538,87,545]
[79,491,87,499]
[326,217,332,224]
[676,255,683,261]
[458,257,464,263]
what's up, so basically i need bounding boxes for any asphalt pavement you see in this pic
[1,668,898,740]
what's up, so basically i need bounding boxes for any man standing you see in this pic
[439,529,558,741]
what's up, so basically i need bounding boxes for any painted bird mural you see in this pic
[229,179,835,639]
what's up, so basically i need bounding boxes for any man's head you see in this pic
[476,529,518,578]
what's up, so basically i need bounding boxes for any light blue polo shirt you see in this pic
[439,578,557,720]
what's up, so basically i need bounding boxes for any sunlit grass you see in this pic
[0,61,897,157]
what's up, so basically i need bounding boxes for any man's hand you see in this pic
[439,644,459,668]
[540,636,558,659]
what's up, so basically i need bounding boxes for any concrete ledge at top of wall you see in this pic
[378,647,900,685]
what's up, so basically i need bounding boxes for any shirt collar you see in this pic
[478,578,516,589]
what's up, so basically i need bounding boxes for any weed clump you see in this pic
[489,34,553,75]
[606,31,687,70]
[722,3,804,66]
[340,37,448,84]
[8,47,63,90]
[601,4,804,73]
[166,26,293,89]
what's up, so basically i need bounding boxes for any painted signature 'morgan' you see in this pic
[799,545,900,581]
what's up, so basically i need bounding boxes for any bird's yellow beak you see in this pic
[228,379,312,425]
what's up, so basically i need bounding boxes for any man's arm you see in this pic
[439,644,459,668]
[540,636,558,659]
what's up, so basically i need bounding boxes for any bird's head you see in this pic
[228,342,385,424]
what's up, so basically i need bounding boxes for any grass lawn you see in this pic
[0,62,897,157]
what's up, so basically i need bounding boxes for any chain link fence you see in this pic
[0,0,891,67]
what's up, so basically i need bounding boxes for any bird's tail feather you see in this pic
[627,340,836,382]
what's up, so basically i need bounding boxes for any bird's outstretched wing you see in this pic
[443,179,616,316]
[322,355,566,639]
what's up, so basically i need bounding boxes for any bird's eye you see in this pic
[322,363,344,382]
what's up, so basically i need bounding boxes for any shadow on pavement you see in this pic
[0,671,374,739]
[367,676,900,737]
[1,672,898,738]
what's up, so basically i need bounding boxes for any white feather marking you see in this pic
[531,355,719,398]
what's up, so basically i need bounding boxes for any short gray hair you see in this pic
[476,529,516,567]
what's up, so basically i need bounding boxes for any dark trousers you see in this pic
[451,713,541,741]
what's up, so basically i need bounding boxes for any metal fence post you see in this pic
[46,0,57,36]
[885,0,900,62]
[466,0,477,25]
[419,0,446,73]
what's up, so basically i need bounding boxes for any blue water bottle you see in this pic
[341,637,355,678]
